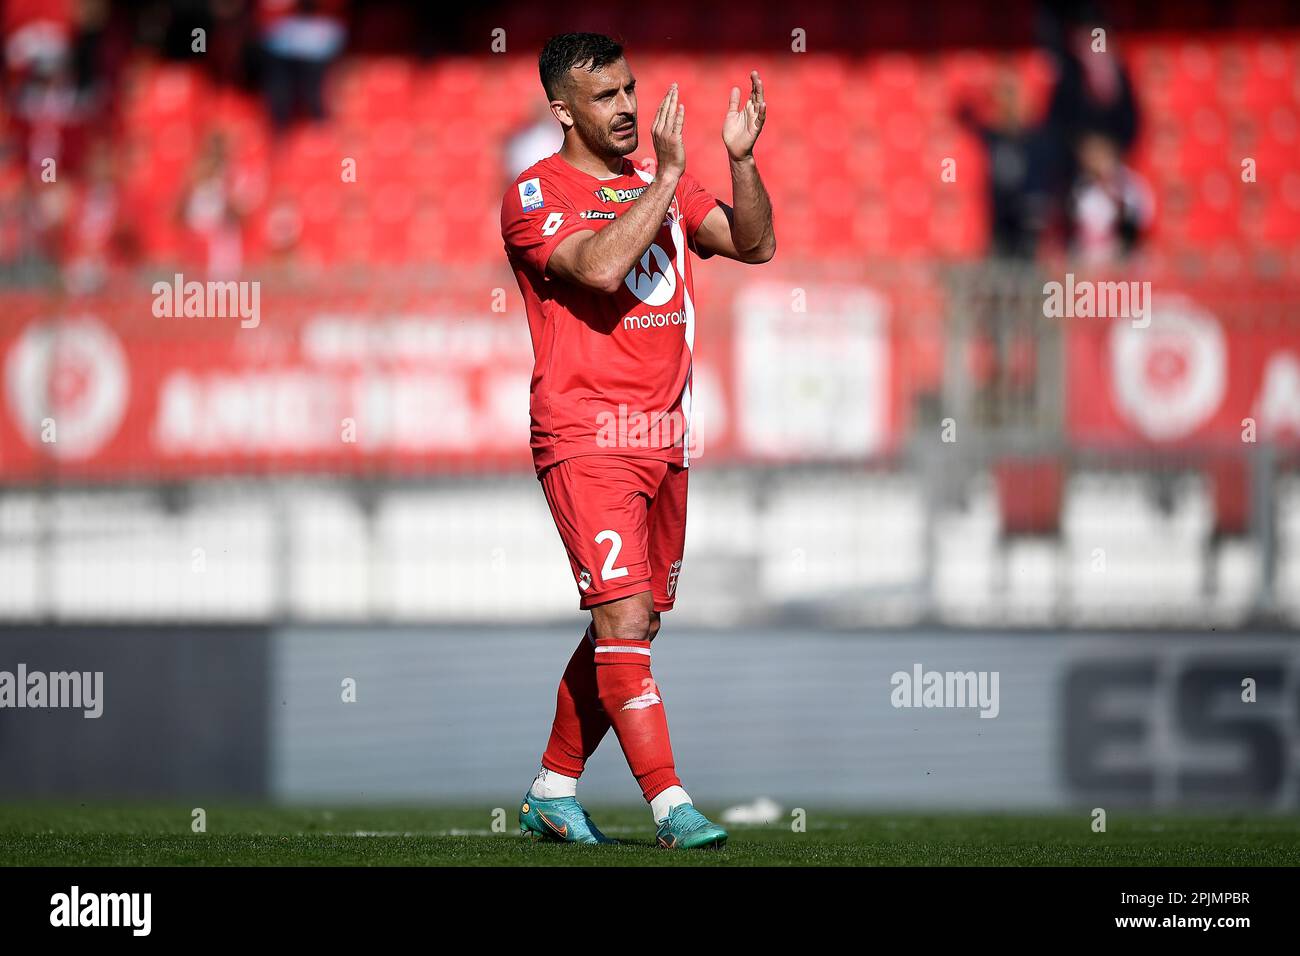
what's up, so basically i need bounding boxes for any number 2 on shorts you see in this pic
[594,529,629,581]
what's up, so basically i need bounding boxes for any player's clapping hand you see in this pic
[723,70,766,161]
[653,83,686,179]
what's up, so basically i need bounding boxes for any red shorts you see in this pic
[539,455,688,612]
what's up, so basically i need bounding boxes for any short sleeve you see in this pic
[677,171,723,260]
[501,174,590,276]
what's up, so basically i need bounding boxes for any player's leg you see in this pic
[537,456,660,777]
[536,457,701,842]
[533,623,608,791]
[530,609,659,811]
[639,461,728,849]
[519,456,657,843]
[522,626,616,842]
[589,589,691,818]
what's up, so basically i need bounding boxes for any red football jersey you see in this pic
[501,152,720,473]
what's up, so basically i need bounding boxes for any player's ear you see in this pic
[550,99,575,131]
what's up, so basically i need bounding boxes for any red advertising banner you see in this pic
[1066,287,1300,448]
[0,288,543,479]
[3,273,1292,483]
[0,277,901,481]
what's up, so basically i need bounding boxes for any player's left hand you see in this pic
[722,70,766,161]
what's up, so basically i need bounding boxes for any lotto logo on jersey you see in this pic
[596,184,647,203]
[519,178,544,211]
[540,212,565,236]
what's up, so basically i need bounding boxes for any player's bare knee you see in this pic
[591,593,654,642]
[599,609,652,642]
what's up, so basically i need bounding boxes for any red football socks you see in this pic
[592,635,681,801]
[540,627,611,777]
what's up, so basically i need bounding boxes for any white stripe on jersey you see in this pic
[636,167,694,467]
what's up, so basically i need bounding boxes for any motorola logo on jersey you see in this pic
[624,242,676,306]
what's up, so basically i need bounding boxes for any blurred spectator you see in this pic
[160,0,258,88]
[1043,22,1139,156]
[258,0,346,130]
[1069,131,1154,264]
[4,0,74,78]
[158,0,216,59]
[10,62,89,177]
[178,130,255,277]
[1037,5,1142,250]
[261,191,305,268]
[69,0,131,119]
[61,135,138,291]
[957,69,1051,259]
[503,102,563,181]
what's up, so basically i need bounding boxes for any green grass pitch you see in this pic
[2,805,1299,866]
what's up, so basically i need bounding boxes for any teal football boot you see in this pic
[655,804,728,849]
[518,792,617,844]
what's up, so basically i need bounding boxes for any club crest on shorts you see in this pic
[666,559,682,599]
[578,568,592,591]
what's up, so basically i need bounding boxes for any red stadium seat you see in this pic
[65,35,1300,273]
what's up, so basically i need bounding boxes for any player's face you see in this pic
[563,59,638,158]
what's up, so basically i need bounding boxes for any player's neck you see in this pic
[557,136,626,180]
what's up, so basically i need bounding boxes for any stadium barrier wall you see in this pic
[270,626,1300,809]
[0,625,270,798]
[5,625,1295,808]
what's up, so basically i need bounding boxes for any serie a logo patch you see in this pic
[519,178,544,211]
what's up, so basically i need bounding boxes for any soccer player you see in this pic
[501,33,775,849]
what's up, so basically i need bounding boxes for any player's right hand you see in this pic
[652,83,686,179]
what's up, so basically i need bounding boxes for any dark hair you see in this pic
[539,33,624,100]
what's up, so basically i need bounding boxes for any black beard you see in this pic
[577,118,637,158]
[607,133,638,156]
